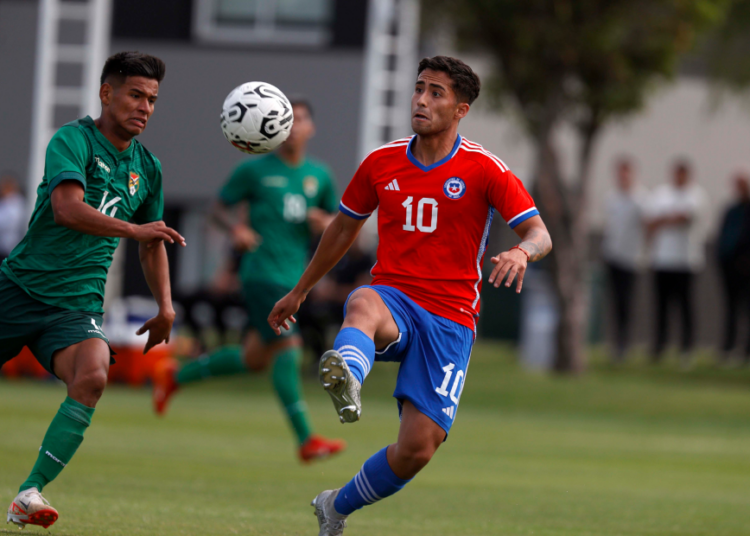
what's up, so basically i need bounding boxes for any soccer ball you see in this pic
[220,82,294,154]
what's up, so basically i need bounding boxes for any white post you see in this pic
[26,0,58,212]
[82,0,113,117]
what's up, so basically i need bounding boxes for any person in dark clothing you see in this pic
[717,172,750,363]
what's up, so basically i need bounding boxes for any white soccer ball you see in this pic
[220,81,294,154]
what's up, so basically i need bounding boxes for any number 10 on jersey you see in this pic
[402,196,438,233]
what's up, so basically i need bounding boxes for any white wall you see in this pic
[458,68,750,235]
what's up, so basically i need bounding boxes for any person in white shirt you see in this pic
[601,157,646,360]
[647,159,708,362]
[0,173,25,263]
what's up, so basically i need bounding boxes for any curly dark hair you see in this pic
[417,56,481,105]
[100,51,166,86]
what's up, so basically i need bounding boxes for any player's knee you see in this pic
[72,368,108,401]
[245,358,268,373]
[345,291,371,317]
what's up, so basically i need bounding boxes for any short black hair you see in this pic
[100,51,166,86]
[288,96,314,118]
[417,56,481,105]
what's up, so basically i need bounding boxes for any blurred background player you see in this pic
[153,99,345,463]
[268,56,552,535]
[647,159,708,364]
[2,51,184,529]
[716,171,750,363]
[600,157,646,361]
[0,172,26,264]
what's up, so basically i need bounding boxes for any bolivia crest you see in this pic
[303,176,319,197]
[128,172,140,196]
[443,177,466,199]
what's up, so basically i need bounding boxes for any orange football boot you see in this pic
[152,358,180,416]
[299,435,346,463]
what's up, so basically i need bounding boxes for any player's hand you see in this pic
[131,221,186,247]
[267,289,305,336]
[231,223,262,252]
[488,248,528,293]
[307,208,334,235]
[136,309,176,354]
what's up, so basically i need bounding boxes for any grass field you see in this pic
[2,343,750,536]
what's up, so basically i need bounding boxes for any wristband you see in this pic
[510,245,531,262]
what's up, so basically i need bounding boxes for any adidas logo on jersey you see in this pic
[384,179,400,191]
[442,406,455,419]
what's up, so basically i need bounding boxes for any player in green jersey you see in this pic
[153,99,346,462]
[2,52,185,530]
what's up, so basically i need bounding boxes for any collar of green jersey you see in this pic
[82,116,135,161]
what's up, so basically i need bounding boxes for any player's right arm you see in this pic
[268,152,379,335]
[51,182,184,245]
[46,127,183,245]
[268,211,366,335]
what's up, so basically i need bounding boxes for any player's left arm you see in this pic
[488,215,552,293]
[135,241,176,354]
[131,159,176,354]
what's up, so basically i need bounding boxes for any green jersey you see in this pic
[1,116,164,313]
[219,153,338,289]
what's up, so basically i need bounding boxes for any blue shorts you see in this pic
[345,285,475,435]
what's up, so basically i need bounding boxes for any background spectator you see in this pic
[601,157,646,360]
[647,159,708,364]
[0,172,25,263]
[717,172,750,363]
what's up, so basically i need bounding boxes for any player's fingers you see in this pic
[493,263,512,288]
[488,260,507,284]
[135,320,151,335]
[504,265,519,288]
[491,255,501,265]
[289,315,297,324]
[165,227,186,246]
[516,266,526,293]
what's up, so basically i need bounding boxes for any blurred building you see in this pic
[3,0,749,349]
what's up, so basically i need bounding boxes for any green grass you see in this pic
[2,342,750,535]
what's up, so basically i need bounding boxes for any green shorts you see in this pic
[0,272,114,378]
[242,280,300,343]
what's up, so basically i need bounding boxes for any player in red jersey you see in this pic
[269,56,552,535]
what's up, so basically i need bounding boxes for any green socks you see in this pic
[20,397,94,493]
[176,346,247,384]
[272,347,312,445]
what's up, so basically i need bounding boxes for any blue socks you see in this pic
[334,447,411,515]
[332,330,410,515]
[334,327,375,385]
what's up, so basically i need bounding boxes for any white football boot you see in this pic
[7,488,59,529]
[311,489,348,536]
[319,350,362,423]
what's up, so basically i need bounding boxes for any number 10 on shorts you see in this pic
[435,363,465,404]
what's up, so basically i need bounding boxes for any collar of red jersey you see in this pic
[406,134,462,172]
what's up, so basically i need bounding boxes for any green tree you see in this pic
[427,0,728,372]
[702,0,750,91]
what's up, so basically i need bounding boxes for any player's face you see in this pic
[101,76,159,138]
[284,104,315,150]
[411,70,468,135]
[616,163,632,192]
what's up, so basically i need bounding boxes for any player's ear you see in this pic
[455,102,470,121]
[99,83,112,106]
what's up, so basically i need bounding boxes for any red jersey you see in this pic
[340,135,539,331]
